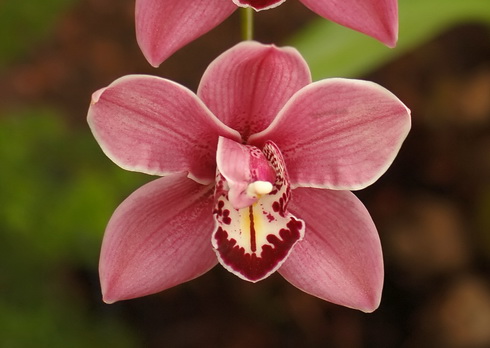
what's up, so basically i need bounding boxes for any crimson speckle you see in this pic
[214,200,226,217]
[264,212,275,223]
[222,210,231,225]
[272,201,280,212]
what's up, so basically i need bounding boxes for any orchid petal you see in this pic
[232,0,285,11]
[279,187,383,312]
[213,141,305,282]
[300,0,398,47]
[88,75,240,185]
[198,41,311,142]
[249,78,411,190]
[135,0,236,67]
[100,174,217,303]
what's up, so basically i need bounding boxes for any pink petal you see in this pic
[232,0,285,11]
[279,187,383,312]
[197,41,311,142]
[100,174,217,303]
[88,75,240,185]
[300,0,398,47]
[213,141,305,282]
[135,0,236,67]
[249,78,411,190]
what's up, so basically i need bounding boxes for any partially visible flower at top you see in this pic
[88,41,410,312]
[136,0,399,66]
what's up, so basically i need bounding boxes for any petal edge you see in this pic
[280,188,384,312]
[100,174,217,303]
[136,0,236,66]
[250,78,411,190]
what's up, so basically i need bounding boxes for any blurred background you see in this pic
[1,0,490,347]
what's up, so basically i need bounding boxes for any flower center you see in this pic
[215,137,276,210]
[232,0,286,11]
[212,137,305,282]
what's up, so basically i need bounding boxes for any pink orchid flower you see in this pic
[137,0,399,66]
[88,41,410,312]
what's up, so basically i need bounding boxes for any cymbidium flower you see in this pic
[88,41,410,312]
[137,0,399,66]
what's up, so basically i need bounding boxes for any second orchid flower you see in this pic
[136,0,399,66]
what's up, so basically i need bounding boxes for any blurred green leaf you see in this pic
[0,109,147,346]
[0,294,139,348]
[0,109,147,266]
[290,0,490,79]
[0,0,77,67]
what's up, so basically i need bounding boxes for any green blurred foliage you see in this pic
[0,109,147,267]
[0,0,77,67]
[290,0,490,79]
[0,0,145,345]
[0,110,146,347]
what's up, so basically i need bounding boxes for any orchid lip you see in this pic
[212,139,305,282]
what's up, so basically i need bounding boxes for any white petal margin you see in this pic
[198,41,311,140]
[279,187,383,312]
[99,174,217,303]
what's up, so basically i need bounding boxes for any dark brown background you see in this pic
[1,0,490,347]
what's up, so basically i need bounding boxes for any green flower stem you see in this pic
[241,7,254,41]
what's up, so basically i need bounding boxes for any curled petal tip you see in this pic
[91,88,106,105]
[145,55,161,68]
[355,286,383,313]
[361,303,380,313]
[384,32,398,48]
[100,277,119,304]
[102,296,116,305]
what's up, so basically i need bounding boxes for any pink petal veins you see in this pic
[213,141,305,282]
[136,0,236,66]
[100,174,217,303]
[88,75,240,184]
[300,0,398,47]
[198,41,311,142]
[249,78,411,190]
[280,188,384,312]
